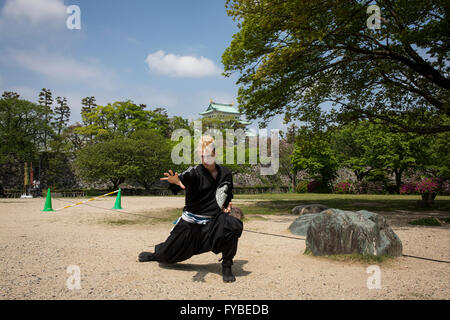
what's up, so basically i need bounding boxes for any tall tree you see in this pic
[279,138,297,190]
[81,96,97,129]
[53,97,71,136]
[2,91,19,100]
[38,88,54,149]
[222,0,449,134]
[81,96,96,116]
[278,123,299,190]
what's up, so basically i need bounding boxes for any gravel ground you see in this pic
[0,196,449,300]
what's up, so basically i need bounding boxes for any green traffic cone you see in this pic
[41,188,54,212]
[112,188,123,210]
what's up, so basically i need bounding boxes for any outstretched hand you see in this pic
[160,170,185,190]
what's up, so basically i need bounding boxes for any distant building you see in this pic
[199,100,251,126]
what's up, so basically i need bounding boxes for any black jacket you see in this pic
[169,164,233,217]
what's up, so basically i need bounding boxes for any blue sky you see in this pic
[0,0,289,132]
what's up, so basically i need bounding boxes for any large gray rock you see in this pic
[291,204,328,215]
[306,209,402,257]
[289,213,320,236]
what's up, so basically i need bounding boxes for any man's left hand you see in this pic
[223,202,232,213]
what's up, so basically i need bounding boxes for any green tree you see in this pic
[279,138,297,191]
[222,0,449,134]
[364,122,431,192]
[46,137,74,189]
[53,97,71,136]
[147,107,171,137]
[0,92,48,161]
[332,122,375,182]
[38,88,54,149]
[278,124,300,190]
[74,137,141,190]
[169,116,191,135]
[0,92,49,188]
[81,96,97,123]
[292,127,339,191]
[81,96,97,143]
[333,120,432,192]
[129,130,173,189]
[76,101,187,141]
[63,123,85,153]
[422,132,450,178]
[76,101,152,140]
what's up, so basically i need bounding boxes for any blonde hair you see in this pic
[197,135,215,155]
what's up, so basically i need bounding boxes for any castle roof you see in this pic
[199,101,241,116]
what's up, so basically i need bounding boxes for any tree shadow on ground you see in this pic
[158,259,251,282]
[245,199,450,214]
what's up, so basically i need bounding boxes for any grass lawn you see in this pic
[233,193,450,215]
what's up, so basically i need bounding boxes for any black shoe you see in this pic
[222,265,236,282]
[138,251,156,262]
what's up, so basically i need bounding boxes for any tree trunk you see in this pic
[111,179,122,191]
[292,172,297,191]
[421,193,436,206]
[394,168,403,194]
[355,169,371,182]
[139,181,151,191]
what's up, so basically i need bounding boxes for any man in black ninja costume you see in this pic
[138,136,243,282]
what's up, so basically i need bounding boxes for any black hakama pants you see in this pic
[153,212,243,265]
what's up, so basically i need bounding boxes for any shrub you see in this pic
[385,184,398,194]
[415,177,441,194]
[307,180,331,193]
[333,181,354,194]
[307,180,321,193]
[400,183,417,195]
[295,180,309,193]
[366,181,384,194]
[352,180,368,194]
[353,180,385,194]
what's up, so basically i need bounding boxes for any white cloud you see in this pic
[145,50,221,78]
[1,0,66,25]
[4,49,115,90]
[2,85,38,101]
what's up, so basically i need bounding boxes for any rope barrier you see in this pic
[243,229,306,241]
[52,197,450,264]
[400,254,450,264]
[243,229,450,264]
[53,190,119,211]
[53,197,160,219]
